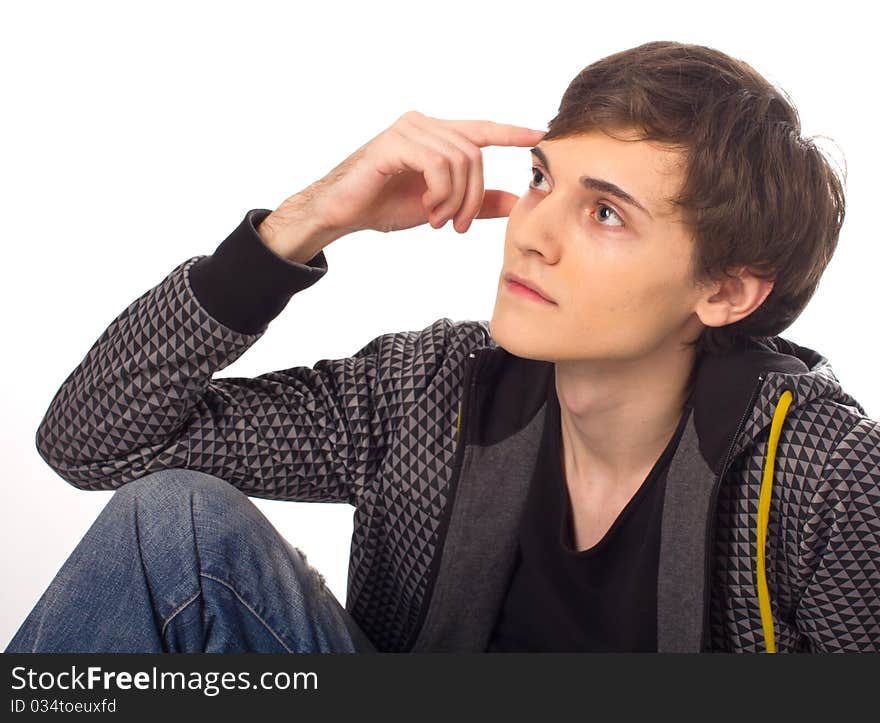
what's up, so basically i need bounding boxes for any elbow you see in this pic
[34,420,91,491]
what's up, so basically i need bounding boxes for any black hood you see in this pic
[690,336,817,475]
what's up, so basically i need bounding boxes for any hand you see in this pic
[259,110,546,259]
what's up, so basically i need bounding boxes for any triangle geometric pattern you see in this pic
[709,394,880,652]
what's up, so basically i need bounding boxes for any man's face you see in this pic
[490,129,708,363]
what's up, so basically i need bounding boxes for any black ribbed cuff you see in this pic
[187,208,329,334]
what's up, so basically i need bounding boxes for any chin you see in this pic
[488,313,558,362]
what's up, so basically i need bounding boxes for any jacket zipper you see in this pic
[405,347,485,652]
[700,372,766,651]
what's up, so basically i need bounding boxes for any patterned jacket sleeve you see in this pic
[795,415,880,651]
[34,209,482,505]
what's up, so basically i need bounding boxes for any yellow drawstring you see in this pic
[455,401,462,443]
[756,389,793,654]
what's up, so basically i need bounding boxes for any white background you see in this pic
[1,0,877,649]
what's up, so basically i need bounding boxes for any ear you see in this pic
[694,266,775,329]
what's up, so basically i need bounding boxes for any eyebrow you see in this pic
[530,146,654,220]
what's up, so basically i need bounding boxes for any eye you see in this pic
[594,204,625,227]
[529,166,549,191]
[529,166,627,229]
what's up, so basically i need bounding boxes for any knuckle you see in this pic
[450,147,468,167]
[426,150,447,171]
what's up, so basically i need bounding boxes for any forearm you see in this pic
[257,187,348,265]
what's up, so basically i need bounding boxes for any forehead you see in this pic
[537,130,686,220]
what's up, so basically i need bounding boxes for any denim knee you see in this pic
[112,466,319,590]
[118,468,357,652]
[107,467,262,538]
[101,467,269,594]
[112,466,247,508]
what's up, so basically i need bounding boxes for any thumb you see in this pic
[475,190,521,220]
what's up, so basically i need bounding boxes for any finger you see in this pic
[397,120,469,229]
[475,189,521,219]
[437,129,484,233]
[438,119,546,149]
[411,122,484,233]
[381,128,454,226]
[453,143,483,233]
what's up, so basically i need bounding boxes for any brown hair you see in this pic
[542,41,847,355]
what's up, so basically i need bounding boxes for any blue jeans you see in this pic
[4,468,377,653]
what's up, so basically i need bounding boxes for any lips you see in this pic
[503,272,556,304]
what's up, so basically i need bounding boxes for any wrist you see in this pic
[257,193,344,265]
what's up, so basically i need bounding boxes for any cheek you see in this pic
[567,261,691,320]
[561,244,636,312]
[625,269,699,324]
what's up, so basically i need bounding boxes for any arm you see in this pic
[795,416,880,651]
[36,110,539,502]
[35,209,486,505]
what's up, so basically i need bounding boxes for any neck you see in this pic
[555,340,696,497]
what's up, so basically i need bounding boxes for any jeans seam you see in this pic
[198,572,294,653]
[160,590,202,641]
[127,489,181,647]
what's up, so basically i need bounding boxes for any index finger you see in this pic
[440,119,546,148]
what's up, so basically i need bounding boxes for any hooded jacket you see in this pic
[35,209,880,653]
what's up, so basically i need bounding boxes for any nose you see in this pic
[509,192,565,262]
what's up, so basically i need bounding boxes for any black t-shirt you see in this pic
[486,379,691,652]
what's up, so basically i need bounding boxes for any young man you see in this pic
[7,41,879,653]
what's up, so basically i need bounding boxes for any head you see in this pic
[490,41,846,367]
